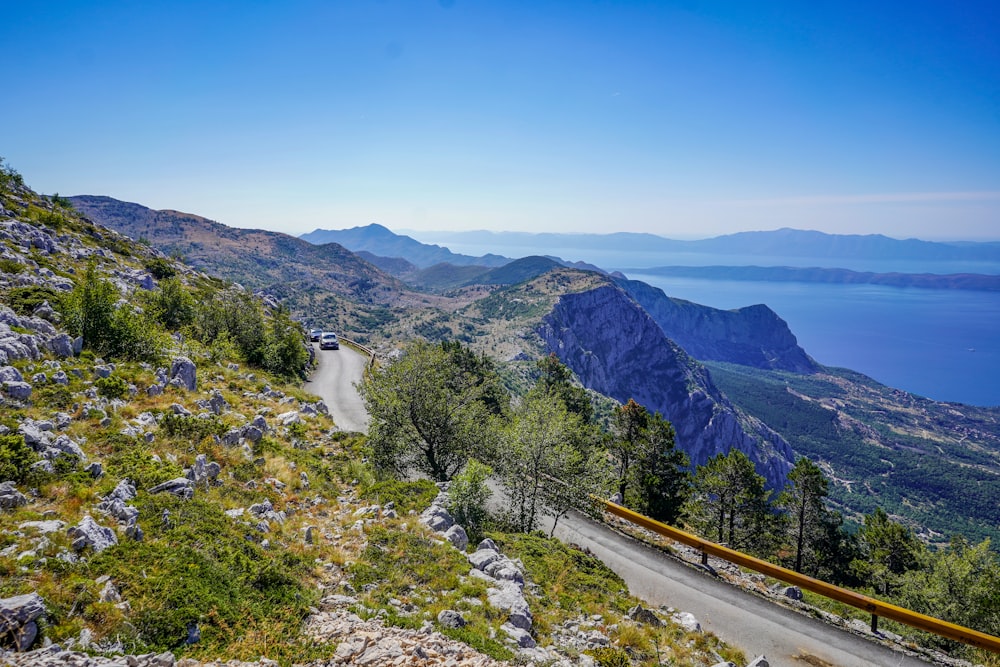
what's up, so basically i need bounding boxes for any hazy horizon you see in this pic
[5,2,998,241]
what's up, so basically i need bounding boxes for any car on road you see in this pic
[309,329,322,342]
[319,332,339,350]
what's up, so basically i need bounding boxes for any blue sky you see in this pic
[2,1,998,240]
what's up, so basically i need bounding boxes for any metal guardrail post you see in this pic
[599,498,1000,654]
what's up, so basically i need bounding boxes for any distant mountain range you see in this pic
[301,224,510,268]
[406,227,1000,262]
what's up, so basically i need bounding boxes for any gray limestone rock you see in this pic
[0,481,27,509]
[3,381,31,401]
[627,604,663,627]
[500,622,535,648]
[671,611,702,633]
[746,657,770,667]
[420,504,454,532]
[468,548,501,571]
[67,515,118,553]
[149,478,194,499]
[443,524,469,551]
[50,434,87,462]
[0,592,45,651]
[45,333,74,358]
[436,609,467,629]
[169,357,197,391]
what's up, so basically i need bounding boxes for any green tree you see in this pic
[778,457,830,574]
[442,340,509,418]
[535,354,593,422]
[360,339,501,482]
[447,458,493,545]
[262,307,309,379]
[610,399,689,523]
[499,393,608,534]
[63,261,161,361]
[147,276,196,331]
[896,537,1000,645]
[851,507,924,596]
[684,449,775,554]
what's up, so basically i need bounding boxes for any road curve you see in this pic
[302,357,934,666]
[548,512,932,667]
[303,342,370,433]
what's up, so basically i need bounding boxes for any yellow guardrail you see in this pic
[601,499,1000,654]
[337,335,376,367]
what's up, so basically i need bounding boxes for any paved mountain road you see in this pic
[303,342,369,433]
[306,351,934,666]
[547,511,932,667]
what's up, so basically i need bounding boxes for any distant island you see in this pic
[622,265,1000,292]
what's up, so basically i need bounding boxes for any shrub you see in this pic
[63,262,162,362]
[95,374,129,399]
[4,285,60,317]
[33,384,74,409]
[144,257,176,280]
[359,478,438,514]
[0,434,38,483]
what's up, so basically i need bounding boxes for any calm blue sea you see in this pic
[418,237,1000,407]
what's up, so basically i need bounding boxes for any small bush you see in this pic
[0,258,24,274]
[160,414,226,442]
[33,384,73,409]
[4,285,61,317]
[0,434,38,483]
[359,478,438,514]
[144,258,176,280]
[95,374,129,399]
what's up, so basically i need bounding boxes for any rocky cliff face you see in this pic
[537,284,794,488]
[615,278,817,373]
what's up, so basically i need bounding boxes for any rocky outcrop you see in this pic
[538,284,794,488]
[615,277,818,373]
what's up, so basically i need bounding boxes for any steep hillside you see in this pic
[707,362,1000,544]
[615,277,818,372]
[535,282,795,488]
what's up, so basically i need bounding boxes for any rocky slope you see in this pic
[536,282,795,488]
[614,278,818,373]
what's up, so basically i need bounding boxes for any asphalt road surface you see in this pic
[303,342,370,433]
[547,511,933,667]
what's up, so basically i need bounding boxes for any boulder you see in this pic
[436,609,467,629]
[45,333,74,358]
[149,477,194,499]
[443,524,469,551]
[747,657,770,667]
[67,515,118,553]
[671,611,702,633]
[627,604,663,627]
[2,381,31,401]
[0,592,45,651]
[169,356,197,391]
[501,622,535,648]
[0,481,27,509]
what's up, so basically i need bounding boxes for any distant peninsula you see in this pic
[623,265,1000,292]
